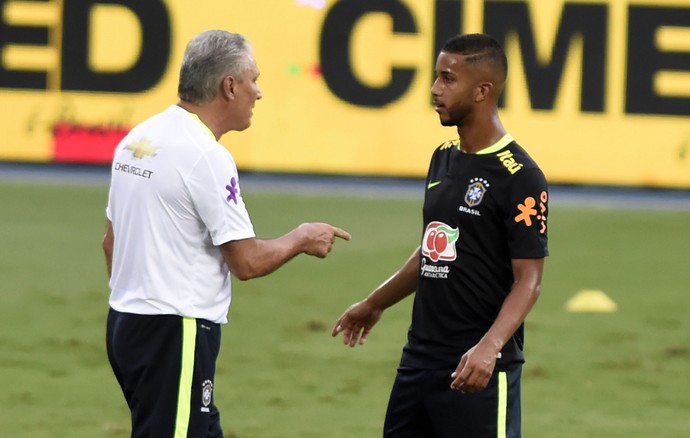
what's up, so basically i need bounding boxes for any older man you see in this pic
[103,30,350,437]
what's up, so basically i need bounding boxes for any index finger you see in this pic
[333,227,352,241]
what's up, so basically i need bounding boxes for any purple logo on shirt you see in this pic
[225,177,238,204]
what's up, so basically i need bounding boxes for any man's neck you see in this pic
[457,112,506,154]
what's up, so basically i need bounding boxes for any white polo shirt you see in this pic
[106,105,255,324]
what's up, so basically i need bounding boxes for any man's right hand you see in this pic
[331,299,383,347]
[297,222,351,258]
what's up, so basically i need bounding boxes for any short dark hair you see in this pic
[442,33,507,80]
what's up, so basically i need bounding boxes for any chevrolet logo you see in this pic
[125,140,158,159]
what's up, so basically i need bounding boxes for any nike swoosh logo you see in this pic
[427,181,442,189]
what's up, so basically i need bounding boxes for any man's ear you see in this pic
[474,81,493,103]
[221,75,236,100]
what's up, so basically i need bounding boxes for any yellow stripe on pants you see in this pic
[497,371,507,438]
[175,318,197,438]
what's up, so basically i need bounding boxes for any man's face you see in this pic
[431,52,478,127]
[231,55,262,131]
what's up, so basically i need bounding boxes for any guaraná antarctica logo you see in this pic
[421,221,459,262]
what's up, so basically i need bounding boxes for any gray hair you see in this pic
[178,30,253,104]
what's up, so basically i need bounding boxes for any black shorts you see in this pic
[383,365,522,438]
[106,308,223,438]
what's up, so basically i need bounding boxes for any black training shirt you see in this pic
[401,134,548,371]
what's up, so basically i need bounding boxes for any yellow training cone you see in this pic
[565,289,618,313]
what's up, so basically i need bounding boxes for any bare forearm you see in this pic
[482,284,540,352]
[331,247,420,346]
[104,249,113,278]
[102,221,114,279]
[221,223,350,281]
[222,231,304,280]
[450,276,541,393]
[365,247,420,310]
[479,258,544,353]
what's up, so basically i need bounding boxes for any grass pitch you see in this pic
[0,180,688,437]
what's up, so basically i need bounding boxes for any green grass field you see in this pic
[1,180,689,437]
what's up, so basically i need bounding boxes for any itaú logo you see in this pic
[421,221,459,262]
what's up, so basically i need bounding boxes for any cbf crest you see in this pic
[464,178,490,207]
[202,380,214,411]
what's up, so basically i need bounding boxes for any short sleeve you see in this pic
[505,168,549,259]
[187,147,255,246]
